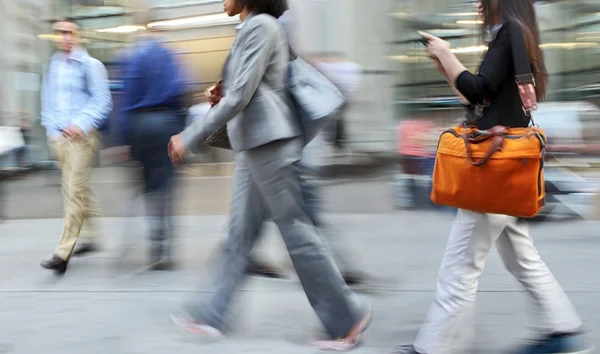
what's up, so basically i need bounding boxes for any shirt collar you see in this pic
[235,12,255,31]
[485,23,504,43]
[54,46,88,63]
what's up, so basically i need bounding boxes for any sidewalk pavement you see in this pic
[0,212,599,354]
[2,167,395,219]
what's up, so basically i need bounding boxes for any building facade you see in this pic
[11,0,598,165]
[393,0,600,125]
[1,0,50,163]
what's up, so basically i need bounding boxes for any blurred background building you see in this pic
[394,0,600,126]
[2,0,600,166]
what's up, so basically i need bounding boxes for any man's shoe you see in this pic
[72,243,99,257]
[511,332,593,354]
[391,345,421,354]
[40,255,68,275]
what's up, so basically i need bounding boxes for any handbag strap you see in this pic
[462,126,507,166]
[508,21,538,120]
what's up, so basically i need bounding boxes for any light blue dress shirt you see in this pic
[41,47,112,138]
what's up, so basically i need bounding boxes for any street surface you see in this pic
[1,211,599,354]
[2,166,395,219]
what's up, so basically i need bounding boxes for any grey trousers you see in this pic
[185,137,363,338]
[249,132,359,275]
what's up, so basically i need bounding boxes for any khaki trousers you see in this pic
[49,132,101,261]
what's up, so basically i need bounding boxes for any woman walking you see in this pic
[168,0,370,350]
[394,1,590,354]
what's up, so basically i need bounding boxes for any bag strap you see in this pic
[508,21,538,119]
[462,126,507,166]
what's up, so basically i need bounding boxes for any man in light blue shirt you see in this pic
[40,18,112,274]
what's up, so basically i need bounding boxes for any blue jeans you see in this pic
[131,109,184,260]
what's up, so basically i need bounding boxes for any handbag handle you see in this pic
[462,126,506,166]
[466,131,495,144]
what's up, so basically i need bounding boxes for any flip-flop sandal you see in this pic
[312,306,372,351]
[171,313,224,341]
[312,337,360,351]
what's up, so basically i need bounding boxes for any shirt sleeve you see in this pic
[71,58,113,134]
[454,26,512,106]
[40,62,56,135]
[163,47,187,112]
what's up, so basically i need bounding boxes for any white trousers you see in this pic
[414,209,582,354]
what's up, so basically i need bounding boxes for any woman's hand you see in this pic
[419,32,469,105]
[206,80,223,107]
[168,134,187,165]
[419,31,451,59]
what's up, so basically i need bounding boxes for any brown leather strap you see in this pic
[463,127,506,166]
[464,126,507,143]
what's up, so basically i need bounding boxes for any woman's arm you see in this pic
[422,28,512,106]
[434,49,468,88]
[433,58,470,105]
[180,18,276,150]
[420,32,470,105]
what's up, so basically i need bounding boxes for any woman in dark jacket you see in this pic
[394,1,590,354]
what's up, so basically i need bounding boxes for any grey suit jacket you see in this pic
[180,13,302,152]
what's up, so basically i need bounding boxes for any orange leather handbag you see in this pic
[430,125,547,218]
[431,21,547,218]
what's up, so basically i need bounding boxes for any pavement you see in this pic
[1,167,395,219]
[1,211,599,354]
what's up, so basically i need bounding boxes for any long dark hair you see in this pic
[236,0,289,19]
[481,0,548,100]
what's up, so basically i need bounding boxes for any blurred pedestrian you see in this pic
[39,18,112,275]
[397,120,433,209]
[312,54,361,151]
[184,91,218,163]
[393,1,590,354]
[121,14,187,270]
[242,7,368,285]
[16,112,32,167]
[168,0,370,349]
[187,92,211,128]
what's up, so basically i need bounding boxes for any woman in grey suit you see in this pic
[168,0,370,350]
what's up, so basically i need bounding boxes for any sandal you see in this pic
[171,313,224,341]
[312,306,372,351]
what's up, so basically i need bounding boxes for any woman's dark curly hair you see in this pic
[236,0,289,19]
